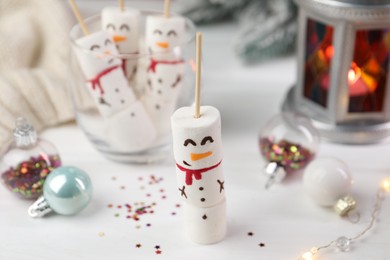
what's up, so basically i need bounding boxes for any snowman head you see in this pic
[102,7,140,54]
[146,16,185,56]
[75,31,121,78]
[171,106,223,170]
[147,63,185,101]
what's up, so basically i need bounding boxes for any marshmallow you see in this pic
[143,95,177,138]
[171,106,223,170]
[146,62,185,101]
[145,15,185,60]
[74,31,122,79]
[172,106,225,207]
[106,101,157,152]
[183,199,227,244]
[102,6,140,81]
[73,31,138,117]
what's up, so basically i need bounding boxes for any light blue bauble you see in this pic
[43,166,92,215]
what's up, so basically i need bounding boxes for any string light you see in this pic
[298,178,389,260]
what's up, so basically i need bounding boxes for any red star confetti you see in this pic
[155,250,162,255]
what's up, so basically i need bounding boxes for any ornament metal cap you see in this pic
[28,196,52,218]
[334,195,360,223]
[13,117,37,147]
[264,162,286,189]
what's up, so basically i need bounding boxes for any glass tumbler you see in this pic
[69,10,196,163]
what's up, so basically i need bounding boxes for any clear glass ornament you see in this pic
[259,112,320,188]
[0,117,61,199]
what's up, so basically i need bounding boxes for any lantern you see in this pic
[283,0,390,144]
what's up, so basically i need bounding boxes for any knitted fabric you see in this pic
[0,0,74,148]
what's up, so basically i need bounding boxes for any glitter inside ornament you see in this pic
[259,113,319,188]
[0,117,61,199]
[336,236,351,252]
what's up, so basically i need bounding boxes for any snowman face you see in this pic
[102,7,140,54]
[179,133,222,170]
[75,31,121,78]
[146,16,185,54]
[172,107,223,170]
[147,63,184,100]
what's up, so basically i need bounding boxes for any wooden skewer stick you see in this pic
[69,0,89,35]
[164,0,171,18]
[119,0,125,12]
[195,32,202,119]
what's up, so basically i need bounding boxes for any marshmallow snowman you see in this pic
[102,7,140,82]
[183,199,227,245]
[145,15,185,60]
[171,106,225,208]
[74,30,137,117]
[172,105,226,244]
[106,101,157,152]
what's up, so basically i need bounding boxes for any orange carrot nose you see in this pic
[191,151,213,161]
[113,35,127,43]
[156,41,169,49]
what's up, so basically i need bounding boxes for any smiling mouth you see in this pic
[183,160,191,167]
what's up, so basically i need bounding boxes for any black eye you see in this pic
[105,39,112,46]
[201,136,214,145]
[184,139,196,146]
[106,23,116,30]
[153,29,163,35]
[158,78,163,84]
[167,30,177,37]
[120,24,130,31]
[90,44,100,51]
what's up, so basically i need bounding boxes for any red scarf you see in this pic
[148,58,184,73]
[176,161,222,186]
[86,65,120,96]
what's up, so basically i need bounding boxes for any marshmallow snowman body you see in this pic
[143,62,185,137]
[183,199,227,245]
[74,31,137,117]
[147,62,185,101]
[171,106,226,244]
[102,7,140,81]
[145,15,185,60]
[106,100,156,152]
